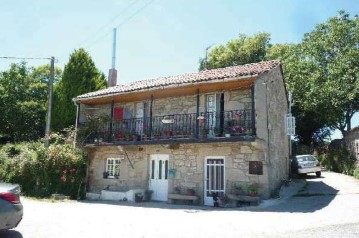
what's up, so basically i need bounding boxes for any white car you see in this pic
[291,155,321,177]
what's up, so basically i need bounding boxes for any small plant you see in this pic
[231,182,243,195]
[247,184,258,197]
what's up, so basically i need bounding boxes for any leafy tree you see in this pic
[298,11,359,136]
[199,33,271,70]
[52,48,107,131]
[0,62,61,142]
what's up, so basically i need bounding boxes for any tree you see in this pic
[199,33,271,70]
[298,11,359,136]
[52,48,107,131]
[0,62,62,142]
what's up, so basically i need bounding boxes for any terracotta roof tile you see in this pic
[76,60,280,100]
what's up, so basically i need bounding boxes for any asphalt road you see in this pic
[1,171,359,238]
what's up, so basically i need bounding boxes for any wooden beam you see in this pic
[79,77,256,105]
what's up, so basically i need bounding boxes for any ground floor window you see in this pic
[106,158,121,178]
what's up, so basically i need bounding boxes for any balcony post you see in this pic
[251,84,256,135]
[196,89,200,138]
[110,100,114,142]
[149,95,153,138]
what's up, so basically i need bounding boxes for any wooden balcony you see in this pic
[78,109,255,146]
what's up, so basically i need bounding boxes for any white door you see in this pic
[206,94,216,136]
[204,157,225,206]
[135,102,144,135]
[149,154,169,201]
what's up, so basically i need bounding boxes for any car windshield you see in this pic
[296,155,316,162]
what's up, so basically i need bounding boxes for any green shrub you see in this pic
[0,141,87,199]
[319,148,356,175]
[354,167,359,180]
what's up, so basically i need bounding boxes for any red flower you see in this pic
[71,178,76,184]
[60,175,66,183]
[69,168,76,173]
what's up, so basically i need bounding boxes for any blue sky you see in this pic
[0,0,358,138]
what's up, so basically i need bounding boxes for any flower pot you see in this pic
[225,133,231,138]
[135,193,143,203]
[249,191,257,197]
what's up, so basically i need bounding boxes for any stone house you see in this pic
[343,127,359,161]
[73,60,289,205]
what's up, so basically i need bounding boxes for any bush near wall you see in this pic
[0,140,87,199]
[319,148,356,176]
[354,167,359,180]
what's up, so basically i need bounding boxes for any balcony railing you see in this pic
[78,109,254,145]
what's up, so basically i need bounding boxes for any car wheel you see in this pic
[316,171,321,177]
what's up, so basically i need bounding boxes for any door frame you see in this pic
[204,156,226,206]
[148,154,169,202]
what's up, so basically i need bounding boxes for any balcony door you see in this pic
[149,154,169,201]
[206,94,216,136]
[135,102,144,135]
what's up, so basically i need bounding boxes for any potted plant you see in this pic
[144,190,153,201]
[187,188,196,196]
[224,127,231,138]
[214,127,222,137]
[247,184,258,197]
[231,183,243,195]
[197,116,206,124]
[164,130,172,138]
[135,193,143,203]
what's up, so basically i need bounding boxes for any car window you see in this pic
[296,157,305,162]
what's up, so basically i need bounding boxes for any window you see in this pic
[106,158,121,178]
[249,161,263,175]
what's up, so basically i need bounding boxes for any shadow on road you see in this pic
[251,175,339,213]
[0,230,23,238]
[80,175,340,213]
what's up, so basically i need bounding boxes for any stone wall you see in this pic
[344,127,359,160]
[79,88,252,122]
[86,141,272,203]
[255,66,289,195]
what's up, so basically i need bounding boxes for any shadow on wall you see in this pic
[0,230,23,238]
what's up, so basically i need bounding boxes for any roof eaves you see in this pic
[74,73,258,103]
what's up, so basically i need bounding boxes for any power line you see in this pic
[85,0,155,49]
[78,0,141,48]
[0,56,51,60]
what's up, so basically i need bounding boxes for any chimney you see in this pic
[108,28,117,87]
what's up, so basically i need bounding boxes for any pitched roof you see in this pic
[75,60,281,100]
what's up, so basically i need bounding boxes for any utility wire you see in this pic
[78,0,141,48]
[0,56,51,60]
[85,0,155,49]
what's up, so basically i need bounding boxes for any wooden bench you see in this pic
[168,193,199,205]
[227,194,261,206]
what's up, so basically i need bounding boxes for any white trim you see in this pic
[204,156,226,206]
[106,158,122,178]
